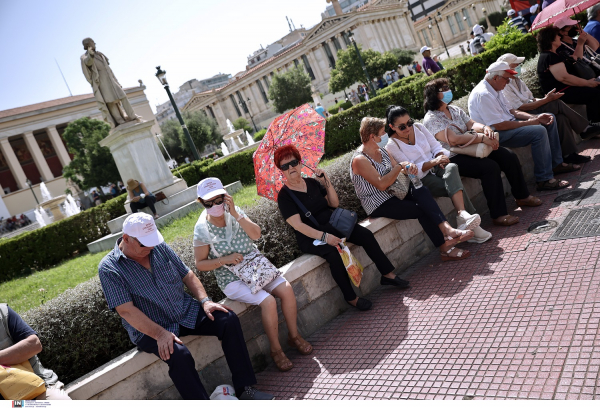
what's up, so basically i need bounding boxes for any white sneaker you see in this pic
[468,226,492,244]
[456,210,481,231]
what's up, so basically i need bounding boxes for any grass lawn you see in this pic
[0,184,262,313]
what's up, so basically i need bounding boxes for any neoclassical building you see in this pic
[183,0,420,134]
[0,86,159,218]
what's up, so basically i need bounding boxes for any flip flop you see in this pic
[440,247,470,261]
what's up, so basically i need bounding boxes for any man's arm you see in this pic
[182,271,231,321]
[0,335,42,365]
[491,110,540,131]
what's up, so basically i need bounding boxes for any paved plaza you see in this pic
[256,138,600,400]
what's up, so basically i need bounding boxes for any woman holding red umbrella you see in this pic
[275,144,409,312]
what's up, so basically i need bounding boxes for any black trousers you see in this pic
[450,147,530,219]
[300,223,395,302]
[370,184,446,248]
[136,309,256,400]
[130,195,157,215]
[559,86,600,123]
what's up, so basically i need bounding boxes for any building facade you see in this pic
[183,0,419,135]
[0,86,158,217]
[155,73,232,126]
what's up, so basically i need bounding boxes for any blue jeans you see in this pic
[498,118,563,182]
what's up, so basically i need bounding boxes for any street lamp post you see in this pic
[239,98,258,132]
[155,66,200,161]
[25,179,39,206]
[347,32,377,97]
[429,14,450,58]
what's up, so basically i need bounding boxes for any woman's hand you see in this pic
[482,126,495,139]
[482,134,500,150]
[401,162,418,175]
[131,196,141,203]
[325,233,343,247]
[224,194,238,218]
[586,78,600,88]
[434,154,450,169]
[223,253,244,265]
[313,168,328,185]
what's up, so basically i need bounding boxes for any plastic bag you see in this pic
[337,243,363,287]
[0,360,46,400]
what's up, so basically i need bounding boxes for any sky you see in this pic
[0,0,329,113]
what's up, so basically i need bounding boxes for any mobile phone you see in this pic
[224,203,230,213]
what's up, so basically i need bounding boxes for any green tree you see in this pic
[267,66,313,113]
[232,117,253,133]
[329,45,398,93]
[389,48,417,66]
[61,117,120,190]
[483,19,527,52]
[159,110,222,160]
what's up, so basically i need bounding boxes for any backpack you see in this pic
[472,34,486,55]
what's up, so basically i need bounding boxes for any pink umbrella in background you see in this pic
[531,0,600,30]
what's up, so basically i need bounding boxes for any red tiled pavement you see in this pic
[255,138,600,399]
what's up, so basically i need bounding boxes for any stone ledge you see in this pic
[67,145,537,399]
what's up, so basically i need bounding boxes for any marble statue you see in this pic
[80,37,141,128]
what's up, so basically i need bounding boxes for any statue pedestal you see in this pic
[100,121,187,211]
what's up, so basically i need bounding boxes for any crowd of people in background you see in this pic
[0,214,32,234]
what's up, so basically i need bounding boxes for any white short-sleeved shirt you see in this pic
[468,79,515,126]
[385,123,450,180]
[501,77,535,111]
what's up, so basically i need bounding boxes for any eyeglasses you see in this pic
[203,195,225,208]
[392,118,414,131]
[498,75,511,82]
[132,237,146,248]
[438,85,450,92]
[280,159,300,171]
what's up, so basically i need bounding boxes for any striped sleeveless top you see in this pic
[350,146,394,215]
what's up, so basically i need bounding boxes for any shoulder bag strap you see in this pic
[282,185,320,228]
[446,124,478,148]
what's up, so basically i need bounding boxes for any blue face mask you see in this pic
[377,133,389,148]
[515,65,522,76]
[441,90,453,104]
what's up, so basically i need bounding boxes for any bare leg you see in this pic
[270,282,298,338]
[259,295,282,352]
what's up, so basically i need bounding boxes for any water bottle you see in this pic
[406,165,423,189]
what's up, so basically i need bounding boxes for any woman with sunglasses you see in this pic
[384,106,491,243]
[422,79,541,227]
[193,177,312,372]
[276,145,409,312]
[351,117,474,262]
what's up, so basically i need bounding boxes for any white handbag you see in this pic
[444,126,493,158]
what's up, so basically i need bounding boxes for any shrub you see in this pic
[378,72,426,95]
[253,128,267,142]
[484,20,528,52]
[327,100,353,115]
[520,53,543,98]
[0,194,127,283]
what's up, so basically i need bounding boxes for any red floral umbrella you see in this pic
[253,104,326,201]
[531,0,600,31]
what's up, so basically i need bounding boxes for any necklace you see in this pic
[397,134,412,145]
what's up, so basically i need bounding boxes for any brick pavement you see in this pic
[256,138,600,400]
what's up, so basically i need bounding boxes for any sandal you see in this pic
[441,229,475,251]
[492,215,520,226]
[270,349,293,372]
[287,335,313,355]
[515,196,542,207]
[553,163,580,175]
[536,179,569,191]
[440,247,470,261]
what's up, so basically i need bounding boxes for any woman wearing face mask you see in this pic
[276,144,410,312]
[422,79,540,228]
[555,17,599,61]
[351,116,474,261]
[193,177,312,372]
[383,105,491,243]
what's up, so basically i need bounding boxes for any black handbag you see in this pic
[573,59,596,80]
[283,185,358,239]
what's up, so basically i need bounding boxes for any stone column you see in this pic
[336,34,347,50]
[213,101,229,134]
[23,132,54,182]
[249,83,268,112]
[307,50,325,83]
[0,139,27,190]
[401,13,419,47]
[325,39,338,62]
[46,126,71,167]
[389,18,405,48]
[374,20,391,51]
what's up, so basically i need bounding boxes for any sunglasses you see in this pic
[438,85,450,92]
[392,118,414,131]
[280,159,300,171]
[203,195,225,208]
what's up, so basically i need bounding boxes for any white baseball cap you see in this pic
[473,24,484,35]
[486,61,518,75]
[197,177,227,200]
[122,213,164,247]
[554,17,579,29]
[420,45,432,54]
[530,4,539,13]
[507,9,516,16]
[497,53,526,65]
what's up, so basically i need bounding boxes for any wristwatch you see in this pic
[200,296,212,306]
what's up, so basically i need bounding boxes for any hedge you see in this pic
[253,128,267,142]
[327,100,353,115]
[378,72,426,95]
[0,194,127,283]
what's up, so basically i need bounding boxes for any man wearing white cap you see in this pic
[468,61,575,191]
[470,24,487,55]
[98,212,274,400]
[499,53,600,164]
[420,46,440,76]
[507,9,529,34]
